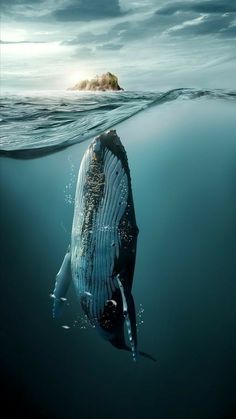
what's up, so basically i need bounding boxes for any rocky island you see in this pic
[69,72,123,91]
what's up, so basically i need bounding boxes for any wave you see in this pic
[0,88,235,158]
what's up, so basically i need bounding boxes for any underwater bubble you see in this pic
[64,155,76,205]
[136,304,145,329]
[72,313,95,330]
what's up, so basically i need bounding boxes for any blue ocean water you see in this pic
[1,90,236,418]
[0,88,235,155]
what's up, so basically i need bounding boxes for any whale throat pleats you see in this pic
[71,143,129,323]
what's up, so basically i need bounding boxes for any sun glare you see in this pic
[68,70,95,86]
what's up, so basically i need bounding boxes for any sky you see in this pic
[1,0,236,91]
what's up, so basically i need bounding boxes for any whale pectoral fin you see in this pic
[116,275,137,361]
[52,247,71,319]
[116,275,156,362]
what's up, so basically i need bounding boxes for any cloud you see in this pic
[96,42,123,51]
[156,0,236,16]
[73,46,94,58]
[1,0,126,22]
[0,39,46,44]
[72,42,123,59]
[1,0,42,4]
[1,0,43,13]
[1,0,51,21]
[52,0,124,22]
[62,22,130,46]
[166,13,236,38]
[61,2,236,54]
[220,24,236,37]
[62,15,178,48]
[62,32,103,46]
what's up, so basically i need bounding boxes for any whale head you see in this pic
[90,130,129,168]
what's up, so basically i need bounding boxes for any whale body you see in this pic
[52,130,154,361]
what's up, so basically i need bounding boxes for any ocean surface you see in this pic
[1,89,236,418]
[0,88,235,156]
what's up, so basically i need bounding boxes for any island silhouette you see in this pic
[68,72,123,91]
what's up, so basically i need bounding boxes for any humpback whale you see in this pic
[52,130,154,361]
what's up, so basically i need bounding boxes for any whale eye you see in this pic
[106,299,117,308]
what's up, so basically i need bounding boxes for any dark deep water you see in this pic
[1,98,236,419]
